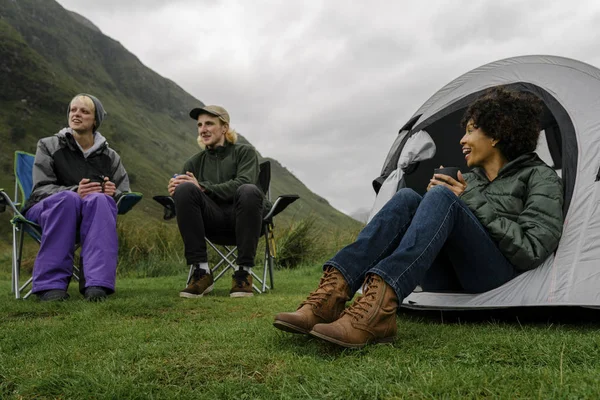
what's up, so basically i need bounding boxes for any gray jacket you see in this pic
[27,128,130,209]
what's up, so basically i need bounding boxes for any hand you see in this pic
[427,171,467,196]
[102,177,117,197]
[78,178,103,199]
[168,172,203,196]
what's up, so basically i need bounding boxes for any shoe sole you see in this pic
[309,330,396,349]
[272,320,309,335]
[39,295,70,302]
[179,284,214,298]
[38,291,70,302]
[229,292,254,298]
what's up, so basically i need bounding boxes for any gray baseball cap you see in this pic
[189,105,230,124]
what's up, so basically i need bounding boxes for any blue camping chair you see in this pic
[0,151,143,299]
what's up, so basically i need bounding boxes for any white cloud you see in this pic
[57,0,600,214]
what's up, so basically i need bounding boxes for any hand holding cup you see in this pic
[428,166,467,196]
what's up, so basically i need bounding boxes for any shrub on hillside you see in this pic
[274,216,324,269]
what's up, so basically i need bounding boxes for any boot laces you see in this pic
[342,275,379,320]
[301,268,340,308]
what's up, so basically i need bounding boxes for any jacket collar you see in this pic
[471,153,542,181]
[56,128,107,155]
[205,140,232,156]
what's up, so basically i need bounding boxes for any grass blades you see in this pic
[2,266,600,399]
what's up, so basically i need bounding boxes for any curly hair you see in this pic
[461,87,543,161]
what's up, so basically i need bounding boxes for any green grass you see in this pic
[2,266,600,399]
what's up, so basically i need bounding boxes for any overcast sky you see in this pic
[55,0,600,215]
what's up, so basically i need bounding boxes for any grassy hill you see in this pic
[0,0,361,244]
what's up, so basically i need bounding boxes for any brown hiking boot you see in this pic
[230,269,254,298]
[310,273,398,348]
[179,267,214,298]
[273,266,351,334]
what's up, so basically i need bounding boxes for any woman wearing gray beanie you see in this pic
[24,94,131,302]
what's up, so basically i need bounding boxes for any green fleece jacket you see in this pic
[181,141,260,204]
[460,153,564,271]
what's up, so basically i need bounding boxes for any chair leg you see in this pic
[205,239,270,294]
[210,244,237,281]
[262,248,269,293]
[11,224,20,298]
[22,282,33,299]
[268,253,275,290]
[186,264,194,285]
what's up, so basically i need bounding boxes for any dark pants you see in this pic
[173,182,263,267]
[325,186,517,303]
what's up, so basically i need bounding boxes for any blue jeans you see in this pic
[325,186,517,302]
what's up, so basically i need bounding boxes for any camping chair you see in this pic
[153,160,299,293]
[0,151,143,299]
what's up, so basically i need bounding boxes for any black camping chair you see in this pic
[153,160,299,293]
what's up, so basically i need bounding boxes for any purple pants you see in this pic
[25,191,118,294]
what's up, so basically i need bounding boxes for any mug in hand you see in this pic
[434,167,460,182]
[89,175,106,184]
[89,175,106,192]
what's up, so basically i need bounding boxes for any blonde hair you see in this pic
[196,123,238,149]
[70,95,95,112]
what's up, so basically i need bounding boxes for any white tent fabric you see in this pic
[373,55,600,310]
[368,130,436,223]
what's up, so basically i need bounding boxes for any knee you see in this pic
[422,185,457,206]
[425,185,454,200]
[82,193,117,213]
[83,192,113,205]
[54,190,81,206]
[390,188,422,211]
[173,182,202,201]
[236,184,262,202]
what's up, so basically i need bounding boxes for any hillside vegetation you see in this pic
[0,0,361,247]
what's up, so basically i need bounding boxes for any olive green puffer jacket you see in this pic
[460,153,564,271]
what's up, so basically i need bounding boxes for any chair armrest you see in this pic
[116,192,143,215]
[152,195,176,220]
[0,189,21,215]
[264,194,299,221]
[10,214,42,241]
[0,189,5,213]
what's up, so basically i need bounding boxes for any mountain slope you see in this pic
[0,0,360,234]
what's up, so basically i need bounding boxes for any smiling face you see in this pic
[460,120,499,168]
[197,113,227,149]
[68,97,96,134]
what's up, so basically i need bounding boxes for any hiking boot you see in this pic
[84,286,109,302]
[37,289,70,302]
[180,266,214,298]
[273,266,350,334]
[310,273,398,348]
[230,269,254,298]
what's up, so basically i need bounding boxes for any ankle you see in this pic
[191,262,210,274]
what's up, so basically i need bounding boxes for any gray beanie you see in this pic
[67,93,107,131]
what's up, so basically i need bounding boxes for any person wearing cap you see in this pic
[24,94,131,302]
[168,105,264,298]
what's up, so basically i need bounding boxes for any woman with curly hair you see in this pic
[274,87,564,348]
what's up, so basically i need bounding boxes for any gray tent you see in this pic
[372,55,600,310]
